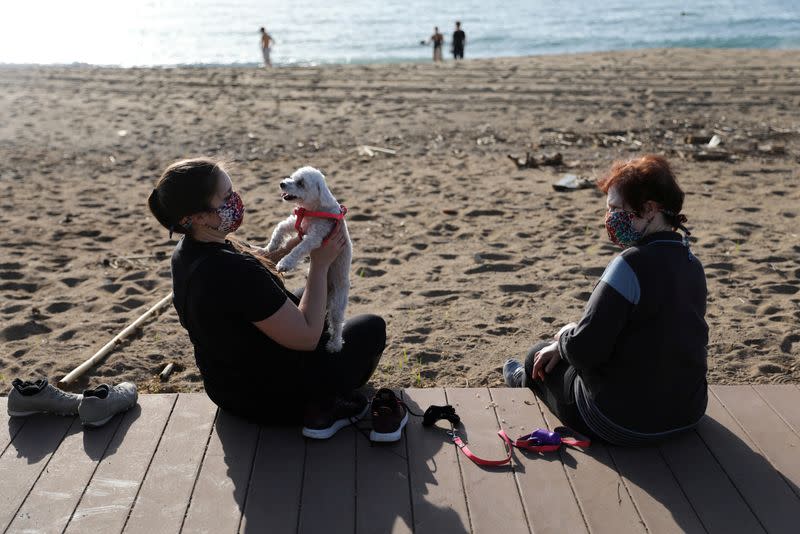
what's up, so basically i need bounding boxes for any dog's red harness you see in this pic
[293,205,347,245]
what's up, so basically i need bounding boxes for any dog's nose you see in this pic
[279,181,286,190]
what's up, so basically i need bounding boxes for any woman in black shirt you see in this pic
[148,158,385,437]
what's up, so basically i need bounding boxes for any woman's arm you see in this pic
[252,225,346,350]
[252,260,330,350]
[559,256,638,370]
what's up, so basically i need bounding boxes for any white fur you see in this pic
[266,166,352,353]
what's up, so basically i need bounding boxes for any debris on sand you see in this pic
[357,145,397,158]
[553,174,595,192]
[507,151,563,169]
[693,150,732,162]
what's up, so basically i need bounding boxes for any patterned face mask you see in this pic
[215,191,245,234]
[605,210,642,248]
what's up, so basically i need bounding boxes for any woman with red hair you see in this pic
[504,155,708,446]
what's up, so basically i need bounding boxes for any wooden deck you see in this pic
[1,385,799,534]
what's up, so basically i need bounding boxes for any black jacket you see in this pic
[559,232,709,433]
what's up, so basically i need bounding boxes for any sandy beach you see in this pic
[0,48,798,394]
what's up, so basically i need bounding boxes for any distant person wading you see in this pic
[429,26,444,62]
[452,21,465,60]
[260,27,275,67]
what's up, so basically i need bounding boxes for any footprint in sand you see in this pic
[2,304,26,314]
[487,326,519,336]
[706,262,735,272]
[57,329,77,341]
[498,283,540,293]
[0,321,52,342]
[420,289,461,298]
[101,283,122,293]
[355,267,386,278]
[121,271,147,281]
[766,284,799,295]
[465,209,506,217]
[0,281,39,293]
[474,252,512,262]
[135,279,158,291]
[45,302,75,314]
[464,263,522,274]
[61,276,87,287]
[780,334,800,354]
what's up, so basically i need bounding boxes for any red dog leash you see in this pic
[294,205,347,245]
[421,404,590,467]
[450,427,590,467]
[451,429,515,467]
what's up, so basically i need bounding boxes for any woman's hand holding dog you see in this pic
[309,223,347,268]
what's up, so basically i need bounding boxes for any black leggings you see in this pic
[523,341,597,439]
[209,314,386,425]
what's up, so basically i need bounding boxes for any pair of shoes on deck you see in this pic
[302,388,409,443]
[7,378,138,427]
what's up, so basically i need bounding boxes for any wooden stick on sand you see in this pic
[59,293,173,387]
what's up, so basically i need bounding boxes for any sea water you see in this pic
[1,0,798,67]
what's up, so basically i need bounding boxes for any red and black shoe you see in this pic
[369,388,409,443]
[302,391,368,440]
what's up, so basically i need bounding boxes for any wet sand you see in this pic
[0,48,798,394]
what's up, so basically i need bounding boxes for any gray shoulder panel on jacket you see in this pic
[600,256,640,305]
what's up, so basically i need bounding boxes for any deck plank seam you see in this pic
[61,413,129,534]
[399,390,417,534]
[0,417,27,459]
[2,415,77,534]
[694,392,773,532]
[653,446,709,534]
[528,390,591,533]
[352,422,358,534]
[235,424,263,534]
[689,426,769,532]
[690,424,770,532]
[752,386,800,438]
[486,388,532,534]
[119,393,179,534]
[711,387,800,501]
[741,386,800,502]
[178,404,220,534]
[603,447,650,533]
[292,436,309,534]
[443,388,475,534]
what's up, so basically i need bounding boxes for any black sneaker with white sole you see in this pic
[302,391,369,440]
[369,388,409,443]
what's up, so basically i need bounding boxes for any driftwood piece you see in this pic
[59,293,173,386]
[159,363,175,382]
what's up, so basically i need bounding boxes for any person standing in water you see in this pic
[429,26,444,62]
[452,21,465,60]
[260,27,275,67]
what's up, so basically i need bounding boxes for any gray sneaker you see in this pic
[7,378,82,417]
[78,382,138,427]
[503,359,526,388]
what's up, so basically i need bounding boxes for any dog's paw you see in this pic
[325,337,344,353]
[276,257,296,272]
[265,240,281,253]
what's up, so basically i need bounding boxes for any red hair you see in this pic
[597,155,686,228]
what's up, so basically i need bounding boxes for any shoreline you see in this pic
[0,48,798,394]
[2,46,799,70]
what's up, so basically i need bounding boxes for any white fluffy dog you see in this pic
[265,166,352,353]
